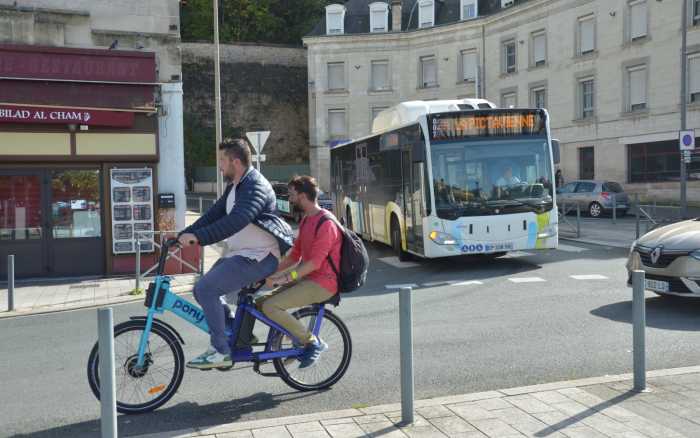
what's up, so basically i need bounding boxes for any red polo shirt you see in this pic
[289,211,342,294]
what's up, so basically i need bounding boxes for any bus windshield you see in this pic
[431,137,553,219]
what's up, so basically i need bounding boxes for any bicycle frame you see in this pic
[134,273,326,368]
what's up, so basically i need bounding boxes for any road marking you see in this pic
[507,251,534,258]
[570,274,609,280]
[385,284,419,290]
[423,281,451,287]
[449,280,484,286]
[377,256,421,268]
[508,277,546,283]
[556,244,588,253]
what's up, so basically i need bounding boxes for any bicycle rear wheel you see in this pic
[271,307,352,391]
[86,320,184,414]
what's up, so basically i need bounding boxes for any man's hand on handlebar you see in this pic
[178,233,199,247]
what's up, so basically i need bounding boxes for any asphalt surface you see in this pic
[3,240,700,437]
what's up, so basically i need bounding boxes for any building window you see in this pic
[501,91,517,108]
[371,106,388,123]
[325,4,346,35]
[370,2,389,33]
[577,15,596,55]
[629,140,700,182]
[371,60,390,91]
[328,109,346,139]
[461,0,478,20]
[627,65,647,112]
[327,62,345,91]
[502,40,516,74]
[419,0,435,28]
[694,0,700,26]
[420,55,438,88]
[460,50,477,82]
[689,53,700,102]
[579,147,595,180]
[628,0,647,40]
[579,78,595,118]
[531,87,546,108]
[532,31,546,67]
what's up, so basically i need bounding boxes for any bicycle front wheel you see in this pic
[271,307,352,391]
[86,320,185,414]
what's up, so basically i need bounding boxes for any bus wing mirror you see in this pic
[552,139,561,165]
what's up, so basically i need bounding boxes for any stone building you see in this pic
[0,0,188,278]
[304,0,700,203]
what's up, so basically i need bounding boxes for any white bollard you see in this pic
[399,286,414,425]
[632,270,646,392]
[98,308,117,437]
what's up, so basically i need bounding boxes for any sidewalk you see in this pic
[130,365,700,438]
[560,216,639,249]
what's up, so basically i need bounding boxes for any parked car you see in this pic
[556,180,629,218]
[627,219,700,297]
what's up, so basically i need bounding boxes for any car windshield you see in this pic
[431,137,553,218]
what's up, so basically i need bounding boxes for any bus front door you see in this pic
[401,151,424,254]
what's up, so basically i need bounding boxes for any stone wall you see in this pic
[181,42,309,167]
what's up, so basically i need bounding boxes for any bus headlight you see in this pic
[429,231,457,245]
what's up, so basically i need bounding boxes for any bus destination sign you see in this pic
[430,110,546,141]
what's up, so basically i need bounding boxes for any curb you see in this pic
[128,365,700,438]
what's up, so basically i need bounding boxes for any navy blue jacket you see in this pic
[183,168,293,253]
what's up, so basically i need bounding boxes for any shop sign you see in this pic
[0,105,134,127]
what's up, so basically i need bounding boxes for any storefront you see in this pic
[0,44,193,279]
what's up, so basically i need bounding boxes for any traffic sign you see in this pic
[246,131,271,153]
[679,130,695,151]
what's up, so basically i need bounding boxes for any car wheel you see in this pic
[589,202,602,218]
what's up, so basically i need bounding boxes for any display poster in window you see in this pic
[110,168,154,254]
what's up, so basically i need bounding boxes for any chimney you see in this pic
[391,0,402,32]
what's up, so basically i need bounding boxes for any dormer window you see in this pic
[418,0,434,28]
[370,2,389,33]
[326,4,346,35]
[461,0,478,20]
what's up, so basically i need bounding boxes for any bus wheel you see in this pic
[391,218,411,262]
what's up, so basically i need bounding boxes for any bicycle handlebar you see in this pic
[156,238,182,276]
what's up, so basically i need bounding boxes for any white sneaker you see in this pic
[186,346,232,369]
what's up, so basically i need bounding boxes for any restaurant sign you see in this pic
[0,105,134,127]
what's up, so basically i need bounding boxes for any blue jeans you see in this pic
[193,254,278,355]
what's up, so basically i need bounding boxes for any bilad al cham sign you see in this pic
[0,105,134,127]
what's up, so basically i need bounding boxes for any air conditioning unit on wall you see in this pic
[501,0,514,8]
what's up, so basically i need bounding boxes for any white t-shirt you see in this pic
[223,184,280,261]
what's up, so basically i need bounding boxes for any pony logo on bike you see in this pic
[172,299,205,324]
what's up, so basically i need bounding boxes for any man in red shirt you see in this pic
[263,175,342,368]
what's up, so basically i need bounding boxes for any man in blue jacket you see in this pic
[178,138,293,369]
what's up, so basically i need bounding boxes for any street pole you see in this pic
[256,132,262,172]
[213,0,223,198]
[681,0,688,218]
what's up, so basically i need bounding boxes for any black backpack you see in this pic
[313,213,369,293]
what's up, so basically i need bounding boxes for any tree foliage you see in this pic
[181,0,337,45]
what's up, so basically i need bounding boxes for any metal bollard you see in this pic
[135,236,141,292]
[632,270,646,392]
[199,196,203,215]
[7,254,14,312]
[98,308,117,438]
[199,245,205,277]
[576,204,581,238]
[399,286,414,425]
[635,194,640,239]
[612,193,617,224]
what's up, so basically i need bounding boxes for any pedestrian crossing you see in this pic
[385,274,612,291]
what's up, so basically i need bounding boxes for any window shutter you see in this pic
[329,110,345,137]
[533,34,546,64]
[371,62,388,90]
[629,68,646,107]
[689,56,700,94]
[503,93,516,108]
[328,63,344,90]
[419,1,434,27]
[630,2,647,40]
[462,52,477,81]
[371,9,385,32]
[425,58,437,86]
[328,12,342,34]
[580,18,595,54]
[462,0,477,19]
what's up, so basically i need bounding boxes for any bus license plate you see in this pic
[645,279,669,293]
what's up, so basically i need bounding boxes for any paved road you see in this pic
[3,241,700,437]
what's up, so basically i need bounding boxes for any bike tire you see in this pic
[86,320,185,414]
[271,307,352,392]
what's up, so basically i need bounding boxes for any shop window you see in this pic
[50,170,102,238]
[628,140,700,182]
[0,175,42,241]
[579,147,595,180]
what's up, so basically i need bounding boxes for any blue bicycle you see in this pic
[87,239,352,414]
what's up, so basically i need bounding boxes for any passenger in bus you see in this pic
[495,166,521,187]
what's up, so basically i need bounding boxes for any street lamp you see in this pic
[213,0,223,197]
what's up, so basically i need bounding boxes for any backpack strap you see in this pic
[313,213,340,279]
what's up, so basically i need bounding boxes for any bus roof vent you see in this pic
[371,98,497,134]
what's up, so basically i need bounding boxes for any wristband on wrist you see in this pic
[290,270,299,281]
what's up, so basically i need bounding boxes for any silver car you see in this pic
[556,180,629,218]
[627,219,700,297]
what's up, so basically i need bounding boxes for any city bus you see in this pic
[329,99,559,260]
